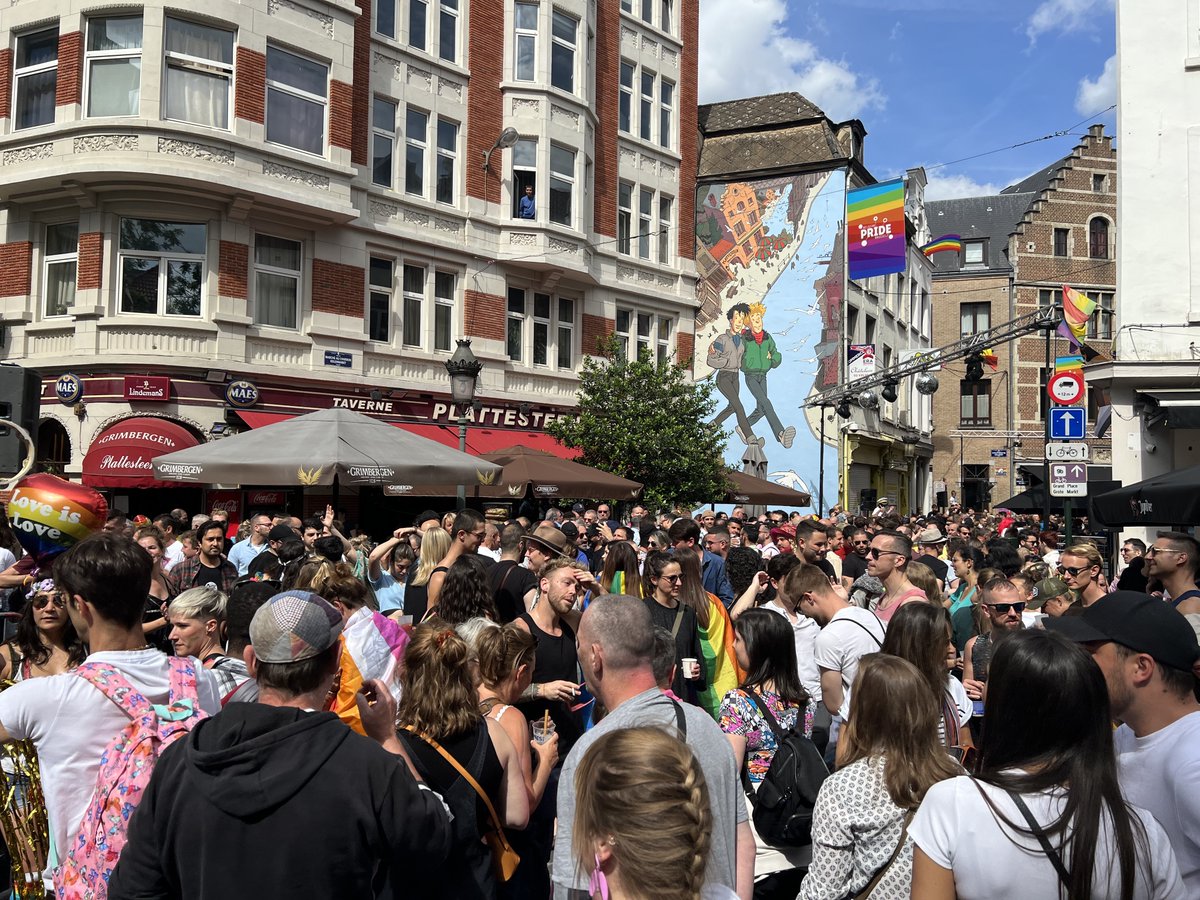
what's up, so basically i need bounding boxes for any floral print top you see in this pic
[717,688,816,782]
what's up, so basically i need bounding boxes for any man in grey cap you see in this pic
[912,525,949,591]
[110,590,451,900]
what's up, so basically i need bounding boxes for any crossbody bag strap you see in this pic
[853,810,914,900]
[670,606,685,638]
[402,725,507,836]
[743,689,786,741]
[838,615,884,647]
[1008,791,1071,890]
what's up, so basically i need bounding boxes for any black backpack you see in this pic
[741,690,829,848]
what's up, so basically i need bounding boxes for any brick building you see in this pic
[0,0,698,527]
[927,125,1117,512]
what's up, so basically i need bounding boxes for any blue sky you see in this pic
[698,0,1117,199]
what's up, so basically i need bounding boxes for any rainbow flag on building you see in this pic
[696,598,744,720]
[920,234,963,256]
[1059,285,1097,348]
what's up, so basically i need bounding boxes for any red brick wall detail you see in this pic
[0,50,11,120]
[235,48,266,125]
[592,0,619,238]
[55,32,82,107]
[466,0,504,203]
[465,290,506,341]
[582,314,615,354]
[676,331,694,369]
[312,259,365,317]
[77,232,103,291]
[219,241,248,300]
[330,80,354,150]
[676,0,698,260]
[0,242,33,298]
[351,0,372,166]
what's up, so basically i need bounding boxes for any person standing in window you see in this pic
[518,184,536,219]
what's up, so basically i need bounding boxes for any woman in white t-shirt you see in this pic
[910,629,1185,900]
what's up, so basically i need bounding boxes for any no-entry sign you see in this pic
[1047,371,1085,405]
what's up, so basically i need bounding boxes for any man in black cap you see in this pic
[1047,591,1200,895]
[246,522,301,578]
[109,590,450,900]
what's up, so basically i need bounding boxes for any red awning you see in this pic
[83,417,202,488]
[234,410,574,459]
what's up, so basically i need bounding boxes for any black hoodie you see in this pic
[109,703,451,900]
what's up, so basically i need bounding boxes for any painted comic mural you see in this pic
[693,170,844,511]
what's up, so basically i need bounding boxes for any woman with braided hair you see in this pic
[573,725,730,900]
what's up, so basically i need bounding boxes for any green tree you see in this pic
[547,336,729,511]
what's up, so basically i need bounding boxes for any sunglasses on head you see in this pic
[33,594,65,610]
[986,601,1025,614]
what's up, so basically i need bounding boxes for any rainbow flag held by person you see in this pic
[980,348,999,370]
[696,598,744,720]
[1059,286,1096,348]
[1055,355,1085,374]
[919,234,963,256]
[333,608,409,735]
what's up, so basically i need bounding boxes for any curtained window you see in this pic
[253,235,301,328]
[163,18,233,129]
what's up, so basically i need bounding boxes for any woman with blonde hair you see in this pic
[397,619,529,900]
[573,726,724,900]
[404,526,451,623]
[906,561,943,606]
[798,654,961,899]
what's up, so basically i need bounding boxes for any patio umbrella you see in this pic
[1091,464,1200,527]
[151,408,503,491]
[724,471,811,507]
[413,445,642,499]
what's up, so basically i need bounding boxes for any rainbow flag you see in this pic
[1055,355,1085,374]
[333,608,409,735]
[920,234,963,256]
[980,348,999,370]
[696,598,745,720]
[1059,285,1096,348]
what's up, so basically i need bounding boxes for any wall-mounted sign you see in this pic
[123,376,170,401]
[225,379,260,408]
[847,344,876,380]
[55,373,83,405]
[324,351,353,369]
[990,449,1007,458]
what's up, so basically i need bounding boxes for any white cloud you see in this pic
[924,172,1004,201]
[1076,54,1117,116]
[1026,0,1114,43]
[698,0,885,120]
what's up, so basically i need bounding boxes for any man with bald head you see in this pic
[551,595,751,900]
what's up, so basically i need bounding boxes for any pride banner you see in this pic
[847,179,907,281]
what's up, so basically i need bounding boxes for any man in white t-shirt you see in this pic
[1047,591,1200,895]
[0,532,222,863]
[781,562,885,719]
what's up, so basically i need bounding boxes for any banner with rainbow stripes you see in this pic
[847,178,907,281]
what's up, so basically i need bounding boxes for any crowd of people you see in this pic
[0,497,1196,900]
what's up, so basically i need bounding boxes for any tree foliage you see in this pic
[547,336,728,511]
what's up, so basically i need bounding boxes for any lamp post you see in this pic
[444,339,483,510]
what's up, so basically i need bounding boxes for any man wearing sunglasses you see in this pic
[1145,532,1200,614]
[839,527,871,591]
[1058,543,1107,608]
[962,578,1025,704]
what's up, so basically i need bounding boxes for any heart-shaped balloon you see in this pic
[7,473,108,567]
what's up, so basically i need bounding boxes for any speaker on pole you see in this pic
[0,365,41,476]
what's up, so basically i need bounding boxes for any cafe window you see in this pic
[119,219,206,317]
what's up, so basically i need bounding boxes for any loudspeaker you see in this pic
[0,365,41,476]
[859,487,877,512]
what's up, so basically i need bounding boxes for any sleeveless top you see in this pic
[404,565,447,624]
[516,611,582,753]
[972,633,994,682]
[401,721,504,900]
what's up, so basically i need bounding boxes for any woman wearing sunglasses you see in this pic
[643,551,705,706]
[0,580,86,681]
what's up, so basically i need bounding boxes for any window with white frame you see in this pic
[86,16,142,117]
[658,195,673,263]
[549,144,574,226]
[617,182,633,254]
[660,0,673,32]
[434,271,455,351]
[619,62,634,133]
[253,234,301,328]
[511,139,537,218]
[405,108,428,195]
[439,0,459,61]
[402,263,424,347]
[436,119,457,204]
[119,219,206,317]
[620,0,632,11]
[163,18,234,129]
[616,308,672,362]
[1087,291,1114,341]
[637,188,653,258]
[514,2,537,81]
[507,286,574,368]
[659,79,674,149]
[409,0,428,50]
[368,257,392,342]
[373,98,396,186]
[14,28,58,130]
[44,223,78,318]
[640,0,653,24]
[639,70,654,140]
[265,47,327,155]
[550,10,577,93]
[377,0,397,38]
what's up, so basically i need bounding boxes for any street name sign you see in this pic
[1045,442,1090,462]
[1049,463,1088,498]
[1049,407,1087,440]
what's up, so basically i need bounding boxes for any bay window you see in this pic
[549,143,575,226]
[163,18,234,129]
[120,219,206,317]
[266,46,327,155]
[86,17,142,117]
[44,224,79,318]
[14,29,58,130]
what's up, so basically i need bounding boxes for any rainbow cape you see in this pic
[696,598,745,720]
[1059,285,1096,348]
[333,607,409,735]
[920,234,963,256]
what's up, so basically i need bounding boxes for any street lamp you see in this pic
[444,339,483,509]
[482,127,520,173]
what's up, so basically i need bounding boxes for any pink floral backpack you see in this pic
[53,656,207,900]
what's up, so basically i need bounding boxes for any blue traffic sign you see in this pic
[1049,407,1087,440]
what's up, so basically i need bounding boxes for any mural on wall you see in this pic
[694,171,845,511]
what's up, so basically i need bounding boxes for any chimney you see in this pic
[1088,124,1105,138]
